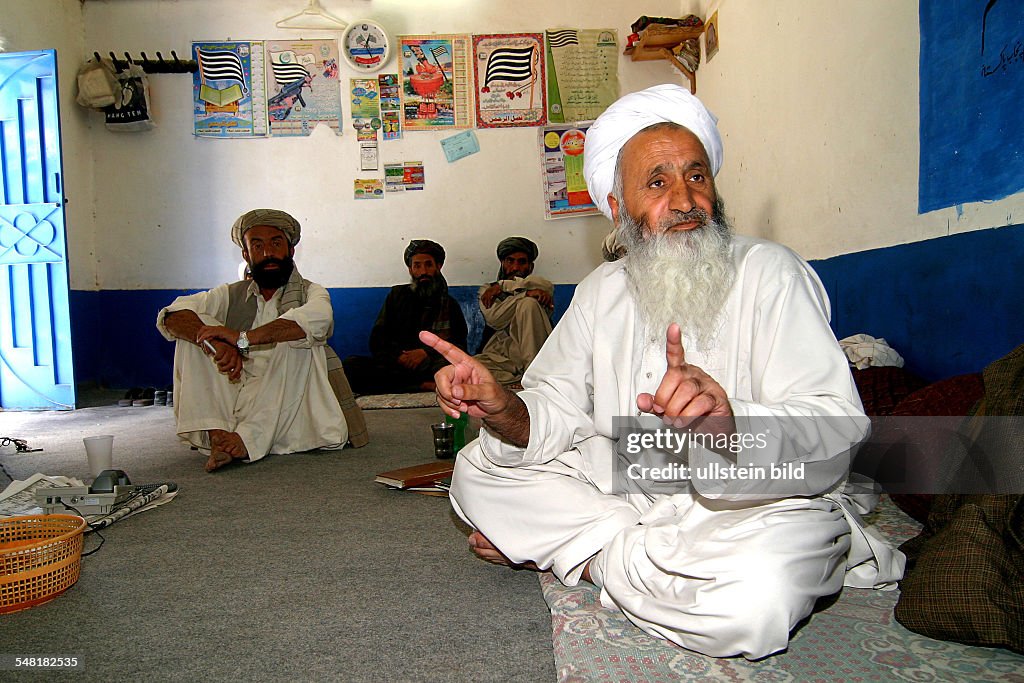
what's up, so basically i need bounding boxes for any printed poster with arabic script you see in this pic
[473,33,547,128]
[545,28,619,123]
[192,41,267,137]
[265,39,342,136]
[399,34,473,131]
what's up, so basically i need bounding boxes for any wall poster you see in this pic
[472,33,547,128]
[192,41,267,137]
[540,123,599,220]
[545,29,619,124]
[919,1,1024,212]
[265,39,342,136]
[399,34,473,130]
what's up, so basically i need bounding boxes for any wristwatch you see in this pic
[236,331,250,355]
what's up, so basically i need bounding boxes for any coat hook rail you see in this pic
[92,50,197,74]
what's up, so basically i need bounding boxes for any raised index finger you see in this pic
[419,330,472,365]
[665,323,687,369]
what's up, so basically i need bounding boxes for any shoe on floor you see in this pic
[119,387,142,407]
[133,387,155,407]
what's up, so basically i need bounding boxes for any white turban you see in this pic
[583,84,723,220]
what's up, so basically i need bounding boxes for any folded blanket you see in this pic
[840,334,905,369]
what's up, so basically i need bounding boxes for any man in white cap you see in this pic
[158,209,365,472]
[421,85,905,659]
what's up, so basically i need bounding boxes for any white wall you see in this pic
[695,0,1024,260]
[0,0,95,284]
[76,0,689,291]
[14,0,1022,292]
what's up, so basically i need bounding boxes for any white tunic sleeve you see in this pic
[154,284,231,340]
[277,281,334,347]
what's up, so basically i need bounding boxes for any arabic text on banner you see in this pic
[545,29,619,124]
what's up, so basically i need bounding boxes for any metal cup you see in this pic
[431,422,455,459]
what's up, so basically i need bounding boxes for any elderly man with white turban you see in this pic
[420,84,904,659]
[158,209,363,472]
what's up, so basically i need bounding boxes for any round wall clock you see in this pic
[342,20,392,72]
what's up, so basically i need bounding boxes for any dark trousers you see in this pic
[342,355,446,395]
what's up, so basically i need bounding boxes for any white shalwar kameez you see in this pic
[450,235,905,659]
[475,274,554,384]
[156,281,347,462]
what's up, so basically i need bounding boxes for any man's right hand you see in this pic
[479,283,503,309]
[420,331,531,447]
[419,331,509,419]
[397,348,428,369]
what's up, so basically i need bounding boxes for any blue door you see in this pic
[0,50,75,410]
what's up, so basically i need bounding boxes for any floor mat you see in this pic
[356,392,438,410]
[541,496,1024,681]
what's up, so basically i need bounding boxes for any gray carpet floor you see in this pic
[0,401,556,682]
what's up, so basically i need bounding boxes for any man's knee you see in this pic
[694,568,820,658]
[514,295,547,319]
[606,534,843,659]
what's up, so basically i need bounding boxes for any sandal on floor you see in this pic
[118,387,142,407]
[132,387,155,407]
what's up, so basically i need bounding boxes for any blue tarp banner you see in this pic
[919,0,1024,213]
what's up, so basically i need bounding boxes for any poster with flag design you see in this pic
[192,41,267,137]
[472,33,546,128]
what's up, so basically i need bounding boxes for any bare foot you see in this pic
[467,531,596,582]
[205,430,248,472]
[468,530,540,571]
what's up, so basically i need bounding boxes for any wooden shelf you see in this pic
[624,24,704,92]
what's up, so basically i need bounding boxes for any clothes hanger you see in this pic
[275,0,348,30]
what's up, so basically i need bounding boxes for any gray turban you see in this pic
[583,84,723,220]
[231,209,301,247]
[496,236,538,262]
[404,239,446,266]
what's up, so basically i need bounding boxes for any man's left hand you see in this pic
[398,348,428,369]
[525,289,554,310]
[637,323,734,428]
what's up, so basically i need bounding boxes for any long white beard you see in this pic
[618,207,736,350]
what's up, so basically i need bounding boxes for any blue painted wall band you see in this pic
[73,224,1024,390]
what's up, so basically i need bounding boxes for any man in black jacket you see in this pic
[344,240,468,394]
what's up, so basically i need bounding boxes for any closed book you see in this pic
[375,461,455,489]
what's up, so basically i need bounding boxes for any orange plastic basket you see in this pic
[0,514,87,614]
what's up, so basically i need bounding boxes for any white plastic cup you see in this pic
[83,435,114,477]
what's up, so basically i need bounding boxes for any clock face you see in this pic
[343,21,391,72]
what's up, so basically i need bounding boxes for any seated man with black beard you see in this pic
[158,209,350,472]
[343,240,468,395]
[420,85,904,659]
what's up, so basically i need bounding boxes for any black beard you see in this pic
[250,255,295,290]
[410,272,446,299]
